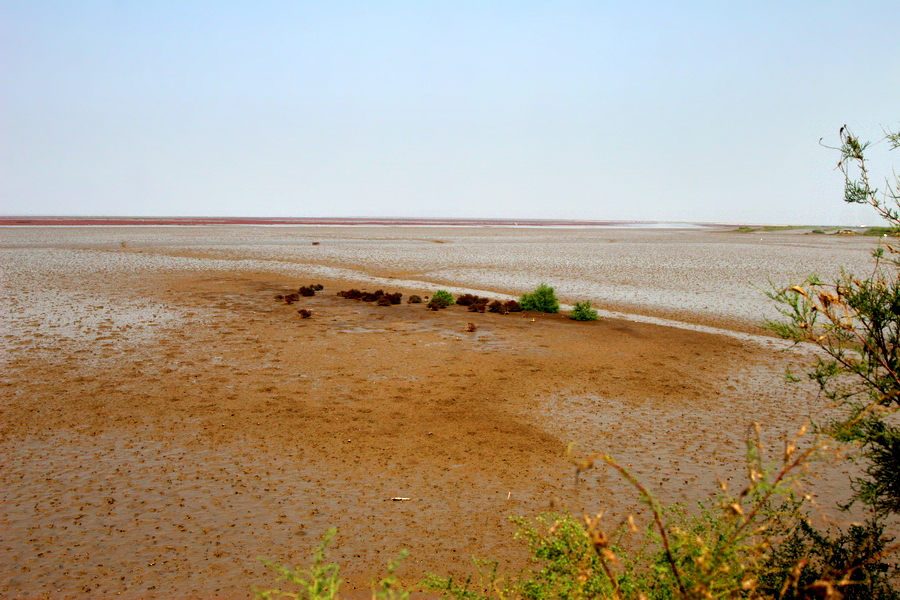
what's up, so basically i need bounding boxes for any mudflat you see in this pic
[0,226,865,598]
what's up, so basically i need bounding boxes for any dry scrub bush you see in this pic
[488,300,508,314]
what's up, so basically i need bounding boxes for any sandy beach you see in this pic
[0,225,878,598]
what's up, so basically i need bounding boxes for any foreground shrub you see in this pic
[408,295,422,304]
[760,518,899,599]
[424,428,871,599]
[257,529,341,599]
[257,528,412,600]
[519,283,559,313]
[769,125,900,519]
[570,300,599,321]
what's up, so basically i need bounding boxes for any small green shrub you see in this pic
[258,529,413,600]
[407,295,422,304]
[431,290,454,308]
[570,301,599,321]
[519,283,559,314]
[257,528,342,599]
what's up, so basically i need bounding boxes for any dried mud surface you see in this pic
[0,232,862,598]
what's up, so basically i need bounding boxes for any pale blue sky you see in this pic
[2,2,898,224]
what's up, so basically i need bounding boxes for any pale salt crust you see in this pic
[0,225,881,354]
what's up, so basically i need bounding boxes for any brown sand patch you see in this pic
[0,266,847,598]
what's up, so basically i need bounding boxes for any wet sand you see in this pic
[0,226,872,598]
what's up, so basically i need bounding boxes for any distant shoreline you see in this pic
[0,216,726,228]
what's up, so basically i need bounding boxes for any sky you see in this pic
[2,2,898,224]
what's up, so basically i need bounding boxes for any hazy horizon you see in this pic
[0,215,883,229]
[3,3,898,225]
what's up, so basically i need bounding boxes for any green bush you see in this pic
[570,300,599,321]
[519,283,559,314]
[430,290,454,308]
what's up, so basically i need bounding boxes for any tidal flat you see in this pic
[0,224,879,597]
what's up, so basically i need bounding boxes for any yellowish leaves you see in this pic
[817,292,838,309]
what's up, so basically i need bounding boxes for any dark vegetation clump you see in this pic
[312,283,324,291]
[408,295,422,304]
[426,299,442,311]
[338,289,402,306]
[467,303,486,313]
[504,300,522,312]
[455,293,490,307]
[338,288,362,299]
[297,309,312,318]
[298,286,315,297]
[274,294,284,301]
[488,300,508,314]
[283,292,300,304]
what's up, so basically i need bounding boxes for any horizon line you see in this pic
[0,216,834,228]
